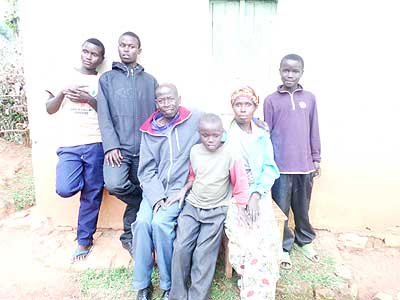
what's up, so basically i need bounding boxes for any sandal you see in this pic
[280,251,292,270]
[72,243,94,263]
[295,243,320,263]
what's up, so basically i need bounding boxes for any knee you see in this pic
[56,186,77,198]
[152,217,175,237]
[133,213,152,233]
[104,176,127,196]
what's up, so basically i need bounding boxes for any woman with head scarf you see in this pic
[225,86,282,300]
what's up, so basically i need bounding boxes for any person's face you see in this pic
[81,42,103,71]
[198,122,224,152]
[118,35,141,65]
[232,96,257,126]
[279,59,304,92]
[155,87,181,119]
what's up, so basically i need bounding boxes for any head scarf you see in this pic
[230,86,259,106]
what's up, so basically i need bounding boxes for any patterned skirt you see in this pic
[225,195,281,300]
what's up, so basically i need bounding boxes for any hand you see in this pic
[237,207,251,227]
[313,161,321,178]
[64,88,93,104]
[153,199,165,214]
[164,189,186,208]
[105,149,123,167]
[246,193,261,225]
[253,118,270,131]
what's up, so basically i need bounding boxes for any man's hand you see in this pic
[105,149,123,167]
[313,161,321,178]
[164,189,186,208]
[153,199,166,214]
[246,192,261,225]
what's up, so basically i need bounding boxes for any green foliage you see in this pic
[80,267,135,300]
[11,172,35,210]
[4,0,19,36]
[0,39,28,144]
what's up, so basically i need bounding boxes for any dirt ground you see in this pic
[0,138,399,300]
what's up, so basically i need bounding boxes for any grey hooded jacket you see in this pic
[138,107,203,208]
[97,62,158,155]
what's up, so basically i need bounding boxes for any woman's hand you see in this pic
[238,207,251,227]
[246,192,261,225]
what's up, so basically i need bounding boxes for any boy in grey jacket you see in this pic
[131,83,202,300]
[97,32,157,252]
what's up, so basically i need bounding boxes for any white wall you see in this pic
[20,0,400,230]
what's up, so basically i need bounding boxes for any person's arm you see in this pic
[310,96,321,176]
[263,96,274,131]
[137,133,167,210]
[229,159,249,207]
[164,164,195,208]
[65,88,97,111]
[45,90,65,114]
[97,76,121,155]
[250,133,280,197]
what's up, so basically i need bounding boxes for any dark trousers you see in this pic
[271,173,316,252]
[56,143,104,246]
[170,203,227,300]
[103,149,142,245]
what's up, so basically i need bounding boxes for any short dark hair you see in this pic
[280,54,304,69]
[84,38,105,58]
[120,31,141,48]
[198,113,223,129]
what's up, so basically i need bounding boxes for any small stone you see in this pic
[384,233,400,247]
[335,265,353,280]
[314,287,336,300]
[93,231,103,240]
[373,292,393,300]
[339,233,368,249]
[57,226,74,231]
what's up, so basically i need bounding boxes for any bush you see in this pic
[0,39,29,144]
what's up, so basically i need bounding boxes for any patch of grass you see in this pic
[11,172,35,210]
[80,267,134,300]
[78,260,239,300]
[277,247,345,299]
[78,249,343,300]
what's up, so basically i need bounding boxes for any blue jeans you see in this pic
[56,143,104,246]
[131,198,181,291]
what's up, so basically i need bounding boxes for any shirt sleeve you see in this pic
[137,133,167,208]
[263,96,274,131]
[249,132,280,196]
[310,96,321,162]
[188,163,196,182]
[97,75,121,153]
[229,159,249,207]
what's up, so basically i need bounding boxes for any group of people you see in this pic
[46,31,321,300]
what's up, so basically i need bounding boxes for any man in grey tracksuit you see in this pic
[131,83,202,300]
[97,32,157,252]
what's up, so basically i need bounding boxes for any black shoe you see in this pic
[161,290,170,300]
[136,286,152,300]
[121,241,133,257]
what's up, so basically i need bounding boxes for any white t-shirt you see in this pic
[48,68,102,147]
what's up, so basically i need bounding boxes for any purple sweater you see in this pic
[263,85,321,174]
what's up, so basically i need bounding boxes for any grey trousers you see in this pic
[170,202,228,300]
